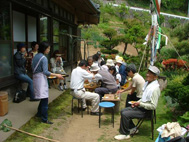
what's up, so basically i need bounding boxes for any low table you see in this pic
[102,94,121,113]
[84,83,100,92]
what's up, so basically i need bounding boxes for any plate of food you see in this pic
[128,101,137,104]
[48,75,56,79]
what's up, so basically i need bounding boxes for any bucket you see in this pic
[0,91,8,116]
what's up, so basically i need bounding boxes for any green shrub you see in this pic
[100,48,118,54]
[178,111,189,127]
[164,74,189,111]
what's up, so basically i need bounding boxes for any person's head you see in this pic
[100,60,106,66]
[31,41,39,51]
[126,64,137,78]
[78,60,88,69]
[90,63,100,74]
[52,50,61,58]
[97,51,101,57]
[146,66,160,83]
[93,54,99,62]
[87,56,93,66]
[38,42,51,55]
[17,43,26,53]
[106,59,115,68]
[109,66,116,76]
[116,59,123,67]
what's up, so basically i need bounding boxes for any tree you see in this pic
[168,18,180,29]
[115,3,129,20]
[120,19,146,55]
[100,28,119,51]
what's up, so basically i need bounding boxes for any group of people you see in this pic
[14,42,65,124]
[70,51,161,140]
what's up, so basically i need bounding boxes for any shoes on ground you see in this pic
[82,108,87,111]
[90,112,102,116]
[42,120,53,124]
[30,99,40,101]
[58,85,64,91]
[130,128,139,135]
[64,85,67,90]
[114,134,130,140]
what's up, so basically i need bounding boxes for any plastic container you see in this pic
[0,91,8,116]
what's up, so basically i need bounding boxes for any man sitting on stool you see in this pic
[114,66,161,140]
[70,60,100,116]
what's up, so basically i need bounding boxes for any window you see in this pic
[53,20,59,51]
[40,15,48,42]
[0,1,12,78]
[13,11,26,42]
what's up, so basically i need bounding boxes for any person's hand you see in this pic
[23,52,28,57]
[56,74,64,80]
[56,57,61,61]
[131,102,140,108]
[117,90,124,93]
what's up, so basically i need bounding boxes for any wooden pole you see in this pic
[4,125,60,142]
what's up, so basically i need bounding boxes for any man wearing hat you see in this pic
[118,64,145,107]
[91,63,118,100]
[70,60,100,116]
[116,59,127,86]
[114,66,161,140]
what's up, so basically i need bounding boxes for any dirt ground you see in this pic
[35,104,124,142]
[35,45,137,142]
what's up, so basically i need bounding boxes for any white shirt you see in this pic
[116,73,122,87]
[132,73,145,98]
[70,67,93,90]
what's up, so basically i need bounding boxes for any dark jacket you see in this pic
[119,64,127,86]
[14,51,26,75]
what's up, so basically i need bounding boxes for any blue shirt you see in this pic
[32,53,51,76]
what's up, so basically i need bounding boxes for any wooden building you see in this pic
[0,0,100,93]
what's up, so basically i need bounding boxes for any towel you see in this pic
[141,80,159,102]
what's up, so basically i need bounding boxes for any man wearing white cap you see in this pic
[70,60,100,116]
[90,63,118,100]
[114,65,161,140]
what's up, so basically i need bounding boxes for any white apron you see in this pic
[33,56,49,99]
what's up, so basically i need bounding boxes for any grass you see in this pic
[96,91,173,142]
[5,89,72,142]
[5,88,174,142]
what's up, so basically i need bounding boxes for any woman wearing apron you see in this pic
[32,42,64,124]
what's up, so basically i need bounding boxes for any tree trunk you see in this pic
[122,43,128,55]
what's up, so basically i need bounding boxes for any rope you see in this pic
[138,43,148,73]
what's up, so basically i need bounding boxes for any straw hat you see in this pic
[116,59,123,64]
[90,63,100,72]
[106,59,115,66]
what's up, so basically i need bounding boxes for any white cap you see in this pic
[148,65,160,76]
[106,59,115,66]
[90,63,100,72]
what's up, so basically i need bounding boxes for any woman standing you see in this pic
[32,42,63,124]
